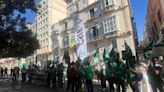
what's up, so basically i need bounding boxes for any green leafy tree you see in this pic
[0,0,39,58]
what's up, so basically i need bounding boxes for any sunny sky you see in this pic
[130,0,148,40]
[24,0,148,40]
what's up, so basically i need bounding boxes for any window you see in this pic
[157,10,162,23]
[104,0,114,6]
[89,26,98,40]
[68,5,74,15]
[45,11,48,15]
[103,16,117,34]
[65,22,67,29]
[104,0,114,11]
[63,36,69,47]
[46,31,48,35]
[89,9,95,18]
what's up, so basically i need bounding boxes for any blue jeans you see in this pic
[86,79,93,92]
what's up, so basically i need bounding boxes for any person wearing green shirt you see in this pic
[128,64,140,92]
[116,60,127,92]
[105,61,117,92]
[83,63,94,92]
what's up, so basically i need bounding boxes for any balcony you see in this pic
[87,35,104,43]
[105,31,117,38]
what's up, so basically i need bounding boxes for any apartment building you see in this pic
[34,0,67,66]
[27,20,37,64]
[52,0,137,61]
[144,0,164,56]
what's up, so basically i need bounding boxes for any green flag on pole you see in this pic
[66,50,70,64]
[92,48,101,64]
[103,48,111,63]
[122,42,132,60]
[63,50,70,64]
[63,50,66,60]
[109,45,119,63]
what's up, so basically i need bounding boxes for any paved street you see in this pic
[0,78,55,92]
[0,77,135,92]
[0,78,103,92]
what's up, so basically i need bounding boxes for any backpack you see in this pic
[71,64,78,78]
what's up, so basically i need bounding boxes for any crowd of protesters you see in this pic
[0,66,20,81]
[0,55,163,92]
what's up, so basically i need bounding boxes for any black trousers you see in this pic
[71,77,78,92]
[67,77,71,90]
[52,76,56,86]
[22,73,26,82]
[77,76,82,89]
[106,77,115,92]
[129,80,139,92]
[86,79,93,92]
[117,79,126,92]
[58,75,63,88]
[151,79,164,92]
[12,73,17,81]
[100,76,106,88]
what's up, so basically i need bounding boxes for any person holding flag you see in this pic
[122,42,141,92]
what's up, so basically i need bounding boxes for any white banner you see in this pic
[74,21,88,60]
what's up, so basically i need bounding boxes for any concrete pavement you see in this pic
[0,77,134,92]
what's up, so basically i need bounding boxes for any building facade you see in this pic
[27,20,37,64]
[33,0,67,66]
[144,0,164,56]
[146,0,164,42]
[52,0,137,62]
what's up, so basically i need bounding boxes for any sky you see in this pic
[24,0,148,40]
[130,0,148,40]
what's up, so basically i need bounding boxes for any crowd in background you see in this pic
[0,55,163,92]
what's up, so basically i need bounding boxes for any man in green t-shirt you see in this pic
[105,61,117,92]
[83,63,94,92]
[116,60,127,92]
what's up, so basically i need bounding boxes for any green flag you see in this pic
[92,48,101,64]
[143,40,155,60]
[65,50,70,64]
[76,57,81,70]
[103,48,110,63]
[122,42,132,60]
[63,50,66,60]
[110,45,119,62]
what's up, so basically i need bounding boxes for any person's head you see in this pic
[153,57,158,61]
[86,62,90,66]
[71,62,75,65]
[159,56,163,61]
